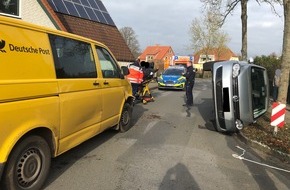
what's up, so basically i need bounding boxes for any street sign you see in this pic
[270,102,286,128]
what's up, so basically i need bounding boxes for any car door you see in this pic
[95,46,126,131]
[249,66,269,119]
[49,35,102,153]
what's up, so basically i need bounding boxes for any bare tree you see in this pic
[278,0,290,105]
[201,0,282,61]
[119,27,141,58]
[189,11,230,60]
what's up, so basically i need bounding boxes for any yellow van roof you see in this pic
[0,16,107,48]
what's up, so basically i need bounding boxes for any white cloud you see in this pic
[104,0,284,57]
[261,22,275,28]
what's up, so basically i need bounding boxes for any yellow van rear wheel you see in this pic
[2,135,51,190]
[119,103,133,133]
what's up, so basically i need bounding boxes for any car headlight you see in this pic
[235,119,243,130]
[177,77,186,83]
[232,63,240,78]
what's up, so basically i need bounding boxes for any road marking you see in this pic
[144,120,158,134]
[232,146,290,173]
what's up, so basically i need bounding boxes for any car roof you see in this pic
[168,66,185,69]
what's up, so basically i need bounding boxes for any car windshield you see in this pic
[163,68,184,76]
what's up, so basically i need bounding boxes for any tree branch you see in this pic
[261,0,283,17]
[219,0,240,26]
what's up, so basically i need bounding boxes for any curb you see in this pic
[236,132,290,164]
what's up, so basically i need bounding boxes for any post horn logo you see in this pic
[0,40,6,53]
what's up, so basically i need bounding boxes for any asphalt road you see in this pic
[44,78,290,190]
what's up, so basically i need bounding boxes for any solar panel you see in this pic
[72,0,81,3]
[47,0,115,26]
[89,0,100,10]
[63,1,78,17]
[95,0,107,12]
[80,0,90,7]
[85,7,99,22]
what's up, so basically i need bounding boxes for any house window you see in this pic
[0,0,21,18]
[146,55,154,62]
[199,54,214,63]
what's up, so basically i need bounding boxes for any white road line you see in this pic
[143,120,158,134]
[232,146,290,173]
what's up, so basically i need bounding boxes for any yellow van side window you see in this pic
[49,34,97,78]
[96,46,120,78]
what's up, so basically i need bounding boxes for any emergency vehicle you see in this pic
[170,55,195,68]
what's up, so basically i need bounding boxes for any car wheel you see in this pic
[2,135,51,190]
[119,103,133,133]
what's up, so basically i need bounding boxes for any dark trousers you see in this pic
[131,83,140,96]
[185,83,194,105]
[273,86,279,102]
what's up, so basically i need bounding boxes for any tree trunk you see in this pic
[241,0,248,61]
[278,0,290,104]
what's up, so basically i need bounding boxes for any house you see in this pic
[194,47,239,71]
[0,0,134,64]
[139,45,175,74]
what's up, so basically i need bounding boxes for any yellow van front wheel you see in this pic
[119,103,133,133]
[2,135,51,190]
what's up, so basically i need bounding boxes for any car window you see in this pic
[164,68,184,75]
[251,67,267,118]
[95,46,121,78]
[49,34,97,78]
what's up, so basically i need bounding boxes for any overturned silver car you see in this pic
[204,60,269,133]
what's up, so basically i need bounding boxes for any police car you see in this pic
[157,66,186,90]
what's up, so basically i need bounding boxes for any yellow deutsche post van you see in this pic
[0,16,134,190]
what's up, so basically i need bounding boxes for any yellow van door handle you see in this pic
[93,81,99,86]
[103,81,109,85]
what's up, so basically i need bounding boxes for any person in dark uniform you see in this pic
[272,69,281,102]
[183,60,195,107]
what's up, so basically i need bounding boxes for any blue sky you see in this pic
[103,0,284,57]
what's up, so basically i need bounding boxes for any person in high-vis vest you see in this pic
[127,58,144,97]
